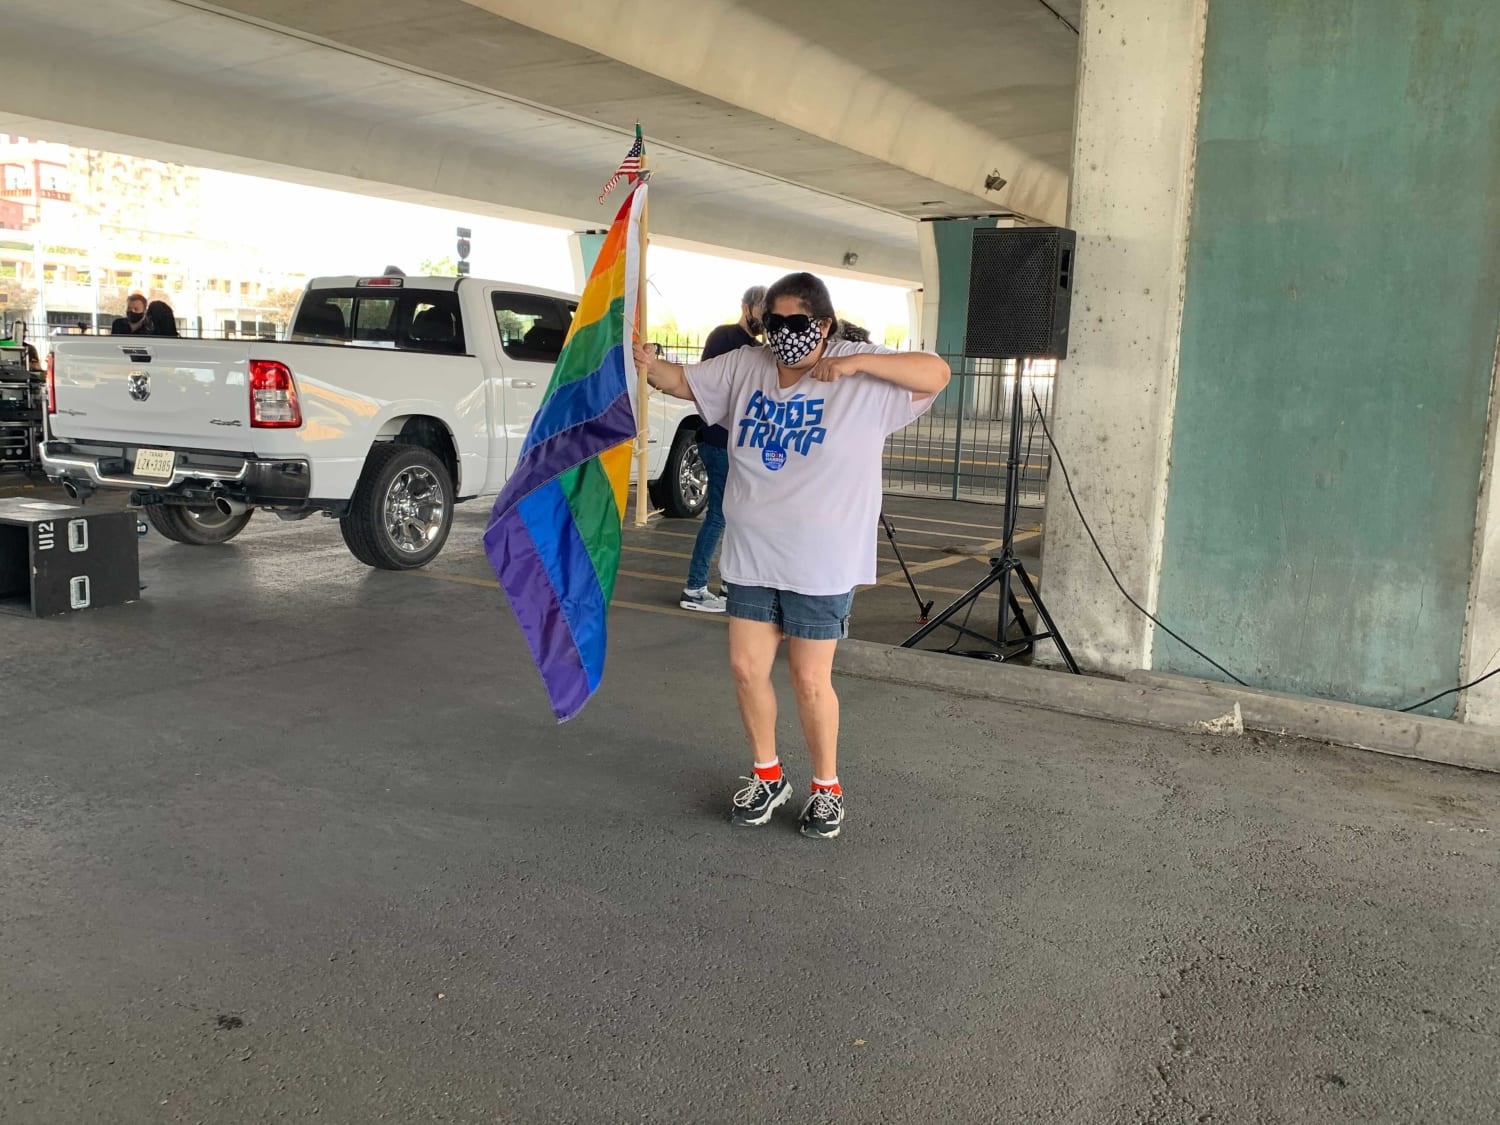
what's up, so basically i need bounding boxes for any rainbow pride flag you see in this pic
[483,181,648,721]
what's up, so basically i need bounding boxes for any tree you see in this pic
[263,286,304,326]
[0,277,37,324]
[420,256,459,277]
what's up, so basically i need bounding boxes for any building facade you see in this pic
[0,136,303,337]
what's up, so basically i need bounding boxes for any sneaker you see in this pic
[798,789,844,839]
[680,586,727,613]
[731,775,792,827]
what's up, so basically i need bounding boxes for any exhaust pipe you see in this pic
[214,495,247,518]
[61,477,93,502]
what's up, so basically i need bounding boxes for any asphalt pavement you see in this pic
[3,486,1499,1123]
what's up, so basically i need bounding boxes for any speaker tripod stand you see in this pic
[900,360,1079,672]
[880,511,933,623]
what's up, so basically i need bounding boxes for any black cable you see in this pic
[1034,389,1500,714]
[1036,0,1080,34]
[1031,391,1248,687]
[1399,666,1500,713]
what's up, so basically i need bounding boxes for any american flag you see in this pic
[598,126,644,204]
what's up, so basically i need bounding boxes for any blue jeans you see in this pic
[686,442,729,589]
[724,584,854,640]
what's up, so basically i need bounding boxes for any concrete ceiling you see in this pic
[0,0,1079,283]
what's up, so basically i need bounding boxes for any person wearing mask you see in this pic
[679,285,766,613]
[110,293,152,335]
[634,272,949,840]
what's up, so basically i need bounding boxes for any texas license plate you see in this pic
[133,448,176,480]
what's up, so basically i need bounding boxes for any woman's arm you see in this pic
[632,340,693,401]
[808,350,951,395]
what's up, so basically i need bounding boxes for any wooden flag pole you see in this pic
[633,143,652,528]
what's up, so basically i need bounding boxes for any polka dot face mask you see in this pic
[764,312,827,367]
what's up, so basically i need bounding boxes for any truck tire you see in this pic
[340,443,454,570]
[144,503,253,545]
[658,428,708,519]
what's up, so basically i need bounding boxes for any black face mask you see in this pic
[127,310,146,325]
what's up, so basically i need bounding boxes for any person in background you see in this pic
[110,293,152,335]
[635,272,950,840]
[146,300,180,337]
[679,284,767,613]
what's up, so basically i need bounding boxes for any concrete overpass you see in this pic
[0,0,1079,286]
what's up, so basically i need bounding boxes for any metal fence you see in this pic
[882,356,1055,504]
[1,319,282,351]
[7,321,1056,504]
[647,336,1056,505]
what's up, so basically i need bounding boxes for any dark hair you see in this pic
[839,321,870,343]
[763,272,838,336]
[741,285,767,313]
[126,292,147,308]
[146,300,180,337]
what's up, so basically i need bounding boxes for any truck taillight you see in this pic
[46,351,56,414]
[249,359,301,428]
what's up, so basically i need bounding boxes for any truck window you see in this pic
[354,298,397,344]
[493,292,569,363]
[291,288,466,355]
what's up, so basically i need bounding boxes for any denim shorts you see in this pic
[724,584,854,641]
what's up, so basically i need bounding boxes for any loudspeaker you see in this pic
[964,226,1075,360]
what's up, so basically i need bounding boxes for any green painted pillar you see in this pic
[919,217,1002,357]
[1154,0,1500,715]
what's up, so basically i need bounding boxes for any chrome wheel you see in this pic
[383,466,447,554]
[678,443,708,510]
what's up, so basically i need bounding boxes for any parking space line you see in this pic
[623,543,695,561]
[886,524,1024,544]
[402,567,725,623]
[884,453,1050,470]
[877,511,1010,532]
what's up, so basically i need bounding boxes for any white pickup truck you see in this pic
[41,275,707,568]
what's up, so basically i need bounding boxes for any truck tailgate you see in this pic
[51,338,253,450]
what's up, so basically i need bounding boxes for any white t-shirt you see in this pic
[684,340,937,596]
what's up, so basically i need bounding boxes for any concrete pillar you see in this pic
[1460,345,1500,724]
[905,287,923,351]
[566,230,608,294]
[1037,0,1207,671]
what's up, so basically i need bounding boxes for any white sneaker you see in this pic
[680,586,727,613]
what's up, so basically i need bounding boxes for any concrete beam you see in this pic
[1,1,924,283]
[472,0,1072,225]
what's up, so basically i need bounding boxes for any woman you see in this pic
[146,300,180,338]
[634,272,949,839]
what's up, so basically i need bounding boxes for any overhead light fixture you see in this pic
[842,252,859,267]
[984,172,1008,192]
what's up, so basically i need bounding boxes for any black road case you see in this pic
[0,499,141,617]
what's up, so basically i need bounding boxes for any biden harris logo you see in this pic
[736,390,827,471]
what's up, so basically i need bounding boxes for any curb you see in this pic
[833,640,1500,774]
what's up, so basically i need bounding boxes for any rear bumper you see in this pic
[41,440,312,506]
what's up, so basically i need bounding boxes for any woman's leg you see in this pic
[685,444,728,591]
[728,617,782,765]
[785,637,840,783]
